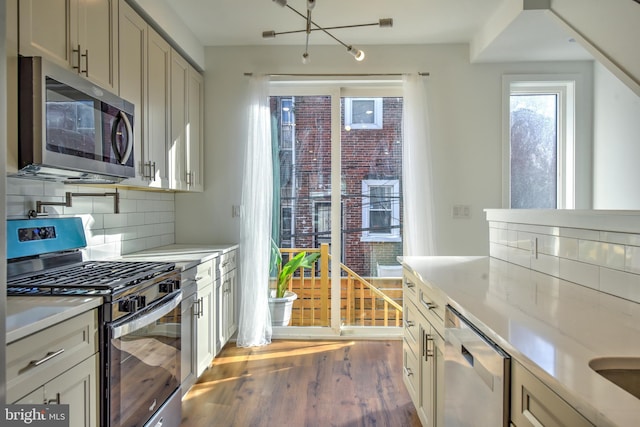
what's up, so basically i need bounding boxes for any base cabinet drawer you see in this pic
[403,339,419,404]
[7,310,99,403]
[511,361,594,427]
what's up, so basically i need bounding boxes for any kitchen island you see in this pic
[401,255,640,427]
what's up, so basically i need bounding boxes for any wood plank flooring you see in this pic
[180,340,421,427]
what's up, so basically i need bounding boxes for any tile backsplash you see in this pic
[7,177,175,259]
[487,214,640,304]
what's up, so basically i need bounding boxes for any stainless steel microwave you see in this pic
[17,56,135,183]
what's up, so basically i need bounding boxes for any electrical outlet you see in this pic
[531,237,538,259]
[452,204,471,219]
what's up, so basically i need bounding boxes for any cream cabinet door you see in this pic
[196,279,215,376]
[170,49,189,190]
[19,0,118,91]
[74,0,118,91]
[146,28,171,188]
[186,66,204,191]
[14,354,99,427]
[118,0,148,185]
[19,0,71,69]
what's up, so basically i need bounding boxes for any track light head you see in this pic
[273,0,287,7]
[347,46,365,61]
[302,52,310,64]
[307,0,316,10]
[379,18,393,28]
[262,30,276,39]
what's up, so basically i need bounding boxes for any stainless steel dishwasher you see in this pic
[444,305,510,426]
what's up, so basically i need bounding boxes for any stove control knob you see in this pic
[159,281,175,293]
[119,297,138,313]
[135,295,147,308]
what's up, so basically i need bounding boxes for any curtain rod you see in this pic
[243,72,429,77]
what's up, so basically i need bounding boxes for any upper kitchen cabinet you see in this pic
[170,50,204,192]
[118,0,169,189]
[19,0,119,92]
[146,28,171,189]
[186,67,204,192]
[118,0,148,187]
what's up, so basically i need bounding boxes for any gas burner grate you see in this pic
[7,260,175,291]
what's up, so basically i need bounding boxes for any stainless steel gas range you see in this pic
[7,217,183,427]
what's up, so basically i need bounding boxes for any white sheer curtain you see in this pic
[237,75,273,347]
[403,74,436,255]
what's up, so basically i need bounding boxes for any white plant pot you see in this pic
[268,290,297,326]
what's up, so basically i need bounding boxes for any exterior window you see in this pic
[344,98,383,130]
[504,77,575,209]
[362,179,400,242]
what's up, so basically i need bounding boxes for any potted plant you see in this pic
[269,240,321,326]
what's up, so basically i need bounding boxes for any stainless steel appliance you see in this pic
[444,305,510,426]
[7,218,182,427]
[17,56,135,183]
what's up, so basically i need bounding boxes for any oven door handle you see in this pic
[111,291,182,339]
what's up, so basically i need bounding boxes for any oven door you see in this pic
[107,290,182,427]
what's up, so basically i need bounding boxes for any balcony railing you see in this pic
[273,244,403,327]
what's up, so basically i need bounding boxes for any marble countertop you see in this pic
[120,243,238,270]
[6,296,102,344]
[400,256,640,427]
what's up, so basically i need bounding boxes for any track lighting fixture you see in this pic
[264,0,392,64]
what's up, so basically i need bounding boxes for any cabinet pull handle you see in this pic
[405,281,415,288]
[30,349,65,367]
[403,366,413,377]
[47,393,61,405]
[421,299,437,311]
[403,320,414,328]
[73,44,82,73]
[424,334,434,362]
[81,49,89,75]
[152,162,157,180]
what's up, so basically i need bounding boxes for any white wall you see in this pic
[552,0,640,95]
[593,63,640,209]
[175,44,594,256]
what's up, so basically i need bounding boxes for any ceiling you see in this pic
[162,0,593,62]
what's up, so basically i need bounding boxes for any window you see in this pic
[361,179,400,242]
[344,97,383,130]
[503,77,576,209]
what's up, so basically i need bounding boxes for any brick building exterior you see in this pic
[271,96,403,277]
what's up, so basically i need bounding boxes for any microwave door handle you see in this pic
[111,111,133,165]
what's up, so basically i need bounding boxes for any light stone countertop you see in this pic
[6,296,102,344]
[120,243,239,271]
[400,255,640,427]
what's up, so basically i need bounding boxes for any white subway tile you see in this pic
[7,178,44,196]
[531,253,560,277]
[507,230,518,247]
[104,213,127,229]
[559,258,600,290]
[507,246,531,269]
[560,227,600,241]
[600,268,640,303]
[558,237,578,259]
[626,245,640,274]
[539,235,559,256]
[578,240,605,266]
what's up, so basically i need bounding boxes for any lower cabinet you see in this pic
[215,249,238,355]
[16,354,99,427]
[510,360,594,427]
[194,261,215,377]
[403,271,444,427]
[180,279,198,395]
[7,309,99,427]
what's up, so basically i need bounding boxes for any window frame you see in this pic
[502,75,577,209]
[344,97,383,130]
[361,179,401,242]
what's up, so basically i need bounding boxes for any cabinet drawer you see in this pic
[511,361,594,427]
[7,309,99,403]
[195,259,214,284]
[403,300,420,358]
[219,250,237,275]
[403,338,419,403]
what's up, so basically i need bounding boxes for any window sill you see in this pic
[360,235,402,243]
